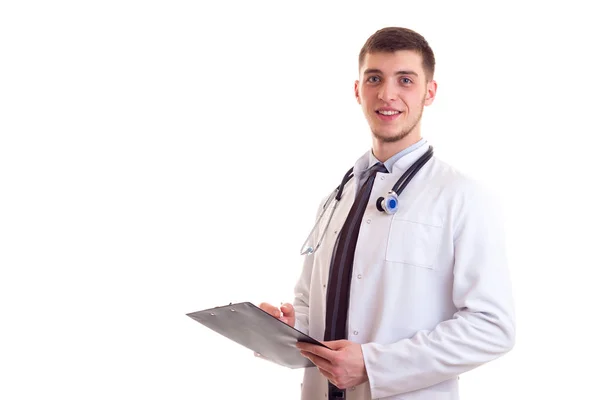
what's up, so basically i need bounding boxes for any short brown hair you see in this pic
[359,27,436,81]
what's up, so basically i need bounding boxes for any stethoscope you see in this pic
[300,145,433,255]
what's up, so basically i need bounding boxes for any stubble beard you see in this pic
[372,98,426,143]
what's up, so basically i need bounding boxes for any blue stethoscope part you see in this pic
[300,146,433,255]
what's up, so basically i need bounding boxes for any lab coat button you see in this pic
[380,176,385,180]
[353,330,358,335]
[357,274,362,279]
[350,387,356,391]
[366,219,371,224]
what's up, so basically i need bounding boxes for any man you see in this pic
[260,27,515,400]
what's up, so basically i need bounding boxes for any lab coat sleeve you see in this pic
[293,248,314,336]
[362,181,516,399]
[293,196,328,336]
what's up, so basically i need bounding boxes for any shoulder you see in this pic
[428,156,498,200]
[425,157,505,230]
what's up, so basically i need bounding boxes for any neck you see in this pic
[372,131,422,162]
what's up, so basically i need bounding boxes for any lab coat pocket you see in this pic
[385,216,443,269]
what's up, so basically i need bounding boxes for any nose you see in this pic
[377,81,397,102]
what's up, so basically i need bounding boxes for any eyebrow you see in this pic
[363,68,419,77]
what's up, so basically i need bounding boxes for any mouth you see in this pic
[375,109,402,121]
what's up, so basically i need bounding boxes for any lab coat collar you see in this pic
[352,140,431,199]
[353,139,431,177]
[387,139,430,174]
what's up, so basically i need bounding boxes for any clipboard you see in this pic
[186,301,330,369]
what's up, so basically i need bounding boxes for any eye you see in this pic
[366,76,380,83]
[400,77,413,85]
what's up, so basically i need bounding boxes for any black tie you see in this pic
[324,162,387,398]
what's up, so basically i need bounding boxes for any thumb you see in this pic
[323,340,350,350]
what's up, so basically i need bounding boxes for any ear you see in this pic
[424,80,437,106]
[354,80,361,105]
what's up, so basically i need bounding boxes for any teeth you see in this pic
[379,110,399,115]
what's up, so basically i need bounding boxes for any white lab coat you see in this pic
[293,143,515,400]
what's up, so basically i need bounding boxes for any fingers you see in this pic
[259,302,282,318]
[322,339,349,350]
[300,351,345,389]
[317,367,336,383]
[297,342,335,361]
[280,302,295,318]
[300,350,334,373]
[259,302,295,326]
[280,303,295,325]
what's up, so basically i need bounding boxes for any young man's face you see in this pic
[354,50,437,144]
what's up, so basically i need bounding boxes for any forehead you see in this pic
[360,50,424,75]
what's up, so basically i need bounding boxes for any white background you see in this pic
[1,1,599,399]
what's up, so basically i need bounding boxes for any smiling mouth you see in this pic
[376,110,402,116]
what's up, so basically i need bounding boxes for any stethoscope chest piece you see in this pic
[376,191,399,214]
[300,145,433,255]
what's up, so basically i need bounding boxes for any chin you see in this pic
[372,128,408,143]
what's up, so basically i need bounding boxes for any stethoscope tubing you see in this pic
[300,146,433,256]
